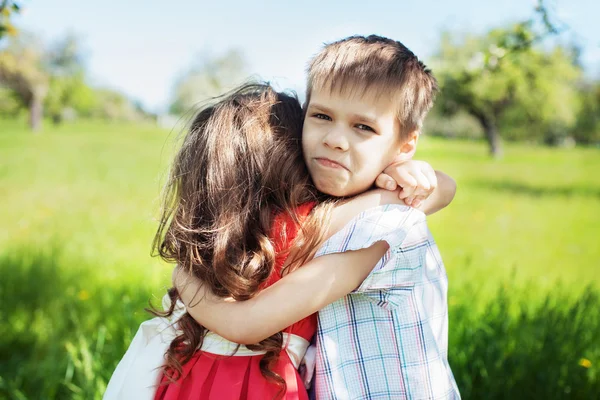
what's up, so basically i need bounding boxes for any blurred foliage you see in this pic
[91,88,149,121]
[0,0,20,39]
[169,49,248,115]
[424,105,484,140]
[433,23,582,156]
[44,33,97,123]
[0,85,21,115]
[0,249,156,399]
[450,285,600,399]
[2,0,597,148]
[574,82,600,145]
[45,73,97,123]
[434,2,582,156]
[0,32,48,131]
[0,32,152,131]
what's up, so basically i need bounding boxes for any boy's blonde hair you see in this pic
[306,35,438,139]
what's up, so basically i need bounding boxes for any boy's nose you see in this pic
[322,127,349,152]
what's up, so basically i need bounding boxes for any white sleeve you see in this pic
[103,295,185,399]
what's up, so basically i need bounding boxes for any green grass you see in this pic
[419,138,600,299]
[1,120,599,399]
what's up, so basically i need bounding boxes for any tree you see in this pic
[574,82,600,145]
[0,33,48,131]
[43,34,96,123]
[0,86,20,116]
[45,33,86,76]
[0,32,100,129]
[432,3,581,157]
[45,74,97,123]
[169,49,248,115]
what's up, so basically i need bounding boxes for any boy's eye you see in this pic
[313,113,331,121]
[356,124,375,133]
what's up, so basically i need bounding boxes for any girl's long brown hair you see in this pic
[151,83,333,396]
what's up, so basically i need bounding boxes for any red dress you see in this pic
[154,203,317,400]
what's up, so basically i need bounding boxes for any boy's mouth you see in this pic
[314,157,349,171]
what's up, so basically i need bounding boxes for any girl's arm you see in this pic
[178,166,456,344]
[175,240,388,344]
[174,189,405,344]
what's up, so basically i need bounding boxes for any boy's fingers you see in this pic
[397,172,418,199]
[405,196,425,208]
[398,185,416,200]
[399,174,418,194]
[414,170,432,193]
[382,161,404,176]
[384,166,418,190]
[375,173,397,191]
[423,168,438,192]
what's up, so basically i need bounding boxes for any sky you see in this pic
[14,0,600,112]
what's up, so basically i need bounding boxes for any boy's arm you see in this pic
[417,170,456,215]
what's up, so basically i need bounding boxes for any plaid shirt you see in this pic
[312,205,460,400]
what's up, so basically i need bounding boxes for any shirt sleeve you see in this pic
[313,204,426,293]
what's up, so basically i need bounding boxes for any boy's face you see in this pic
[303,87,405,197]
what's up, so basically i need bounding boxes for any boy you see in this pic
[180,35,460,399]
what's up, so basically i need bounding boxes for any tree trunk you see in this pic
[29,91,43,132]
[480,116,502,158]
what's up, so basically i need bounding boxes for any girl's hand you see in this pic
[375,160,438,208]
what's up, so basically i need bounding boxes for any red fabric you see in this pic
[155,203,317,400]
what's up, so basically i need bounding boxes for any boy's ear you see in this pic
[393,130,419,163]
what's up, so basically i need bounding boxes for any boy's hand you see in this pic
[375,160,437,208]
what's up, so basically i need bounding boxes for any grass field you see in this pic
[1,119,599,399]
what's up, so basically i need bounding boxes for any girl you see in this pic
[104,83,453,400]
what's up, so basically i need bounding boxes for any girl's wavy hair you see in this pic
[151,82,333,397]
